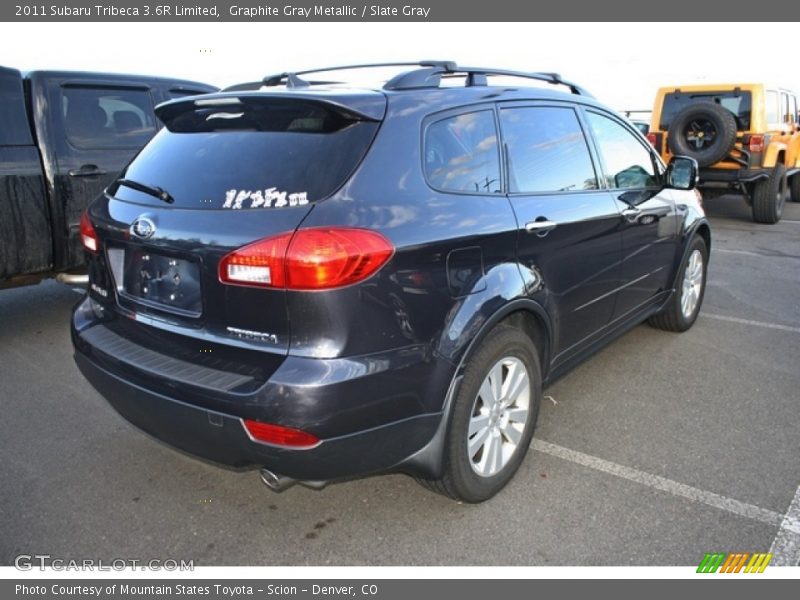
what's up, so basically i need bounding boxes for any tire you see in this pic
[667,102,738,167]
[752,163,788,224]
[649,236,708,332]
[418,325,541,503]
[790,173,800,203]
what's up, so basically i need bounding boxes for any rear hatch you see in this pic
[84,90,385,383]
[658,89,754,167]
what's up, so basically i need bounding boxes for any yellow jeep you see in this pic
[649,83,800,223]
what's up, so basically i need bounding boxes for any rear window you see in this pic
[112,101,379,209]
[660,91,752,131]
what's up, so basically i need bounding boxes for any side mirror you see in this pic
[666,156,698,191]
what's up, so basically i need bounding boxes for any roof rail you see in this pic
[385,65,592,96]
[222,61,592,97]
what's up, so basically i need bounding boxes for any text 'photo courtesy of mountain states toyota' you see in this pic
[72,62,710,502]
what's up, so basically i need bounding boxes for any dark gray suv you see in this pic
[72,62,709,502]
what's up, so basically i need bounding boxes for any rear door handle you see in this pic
[69,165,108,177]
[524,220,558,235]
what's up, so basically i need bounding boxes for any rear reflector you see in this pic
[80,211,99,254]
[219,227,394,290]
[242,419,320,449]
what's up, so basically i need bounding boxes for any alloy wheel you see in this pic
[681,249,704,319]
[467,357,530,478]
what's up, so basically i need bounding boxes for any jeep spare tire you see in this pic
[667,102,738,167]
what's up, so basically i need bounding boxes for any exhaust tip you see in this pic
[56,273,89,285]
[259,468,296,493]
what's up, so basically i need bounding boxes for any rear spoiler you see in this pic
[155,91,387,126]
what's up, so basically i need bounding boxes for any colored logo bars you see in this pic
[697,552,773,573]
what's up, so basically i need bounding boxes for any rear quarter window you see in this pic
[424,110,501,194]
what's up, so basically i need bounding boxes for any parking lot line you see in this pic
[769,485,800,566]
[702,313,800,334]
[532,439,800,536]
[713,248,791,258]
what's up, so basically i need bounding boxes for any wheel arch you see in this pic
[668,218,711,294]
[397,297,553,480]
[764,142,787,168]
[450,298,553,383]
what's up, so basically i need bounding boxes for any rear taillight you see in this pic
[242,419,320,449]
[219,232,292,288]
[219,227,394,290]
[80,211,99,254]
[749,134,765,153]
[646,132,663,153]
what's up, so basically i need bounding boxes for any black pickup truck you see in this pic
[0,66,216,289]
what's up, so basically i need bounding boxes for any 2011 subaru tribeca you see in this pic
[71,62,710,502]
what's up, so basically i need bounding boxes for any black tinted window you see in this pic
[0,69,32,146]
[113,103,379,209]
[660,91,751,130]
[425,110,501,194]
[62,86,157,149]
[500,106,597,193]
[587,112,658,189]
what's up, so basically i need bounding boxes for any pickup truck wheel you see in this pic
[790,173,800,203]
[417,325,541,502]
[649,236,708,332]
[667,102,737,167]
[752,163,788,224]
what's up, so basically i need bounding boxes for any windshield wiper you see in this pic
[111,178,174,204]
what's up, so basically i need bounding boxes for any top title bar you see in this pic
[3,0,800,21]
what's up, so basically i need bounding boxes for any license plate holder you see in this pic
[112,247,203,317]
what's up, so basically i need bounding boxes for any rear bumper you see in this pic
[699,168,769,185]
[71,297,447,481]
[74,351,440,480]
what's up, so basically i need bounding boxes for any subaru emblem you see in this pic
[131,216,156,239]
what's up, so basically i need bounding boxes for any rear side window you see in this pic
[586,112,659,189]
[780,92,791,124]
[61,86,157,149]
[113,100,379,209]
[765,90,780,125]
[660,91,752,131]
[424,110,501,194]
[500,106,597,193]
